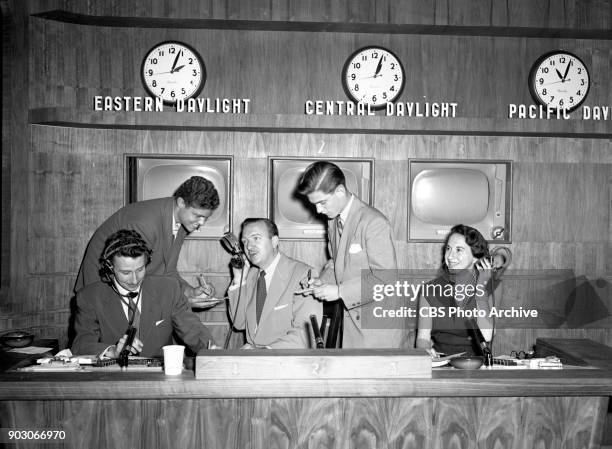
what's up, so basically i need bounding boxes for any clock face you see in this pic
[141,41,206,105]
[342,46,405,109]
[528,51,590,112]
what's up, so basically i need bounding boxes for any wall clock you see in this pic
[528,50,590,112]
[141,41,206,105]
[342,46,405,109]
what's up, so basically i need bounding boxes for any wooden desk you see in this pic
[0,339,58,372]
[0,359,611,448]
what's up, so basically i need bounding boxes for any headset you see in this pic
[99,231,153,284]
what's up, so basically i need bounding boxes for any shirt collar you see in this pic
[339,194,355,225]
[260,252,281,278]
[113,279,141,297]
[172,212,180,237]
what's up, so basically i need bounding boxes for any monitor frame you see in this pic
[407,158,513,243]
[268,156,375,241]
[124,153,234,239]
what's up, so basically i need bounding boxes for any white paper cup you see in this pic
[162,345,185,375]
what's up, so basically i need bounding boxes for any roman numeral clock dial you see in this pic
[342,46,405,110]
[141,41,206,105]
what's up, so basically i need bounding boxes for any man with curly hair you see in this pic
[74,176,219,298]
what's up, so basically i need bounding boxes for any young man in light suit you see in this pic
[297,161,402,348]
[227,218,322,349]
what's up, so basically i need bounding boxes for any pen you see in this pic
[307,269,312,284]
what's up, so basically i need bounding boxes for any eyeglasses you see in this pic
[510,350,535,359]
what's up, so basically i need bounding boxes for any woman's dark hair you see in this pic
[441,224,489,272]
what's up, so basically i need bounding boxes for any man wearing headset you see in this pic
[71,229,216,357]
[74,176,219,299]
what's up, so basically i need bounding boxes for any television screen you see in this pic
[408,160,512,242]
[270,158,373,240]
[125,155,232,238]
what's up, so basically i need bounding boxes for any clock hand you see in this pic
[173,65,186,73]
[374,57,383,77]
[170,52,180,73]
[544,78,571,86]
[562,62,571,81]
[555,68,564,80]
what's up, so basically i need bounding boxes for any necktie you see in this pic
[336,216,344,237]
[256,270,266,324]
[126,292,141,330]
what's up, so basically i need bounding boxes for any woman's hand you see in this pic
[475,256,493,285]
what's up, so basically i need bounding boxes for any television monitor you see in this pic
[408,159,512,242]
[269,157,373,240]
[125,155,232,238]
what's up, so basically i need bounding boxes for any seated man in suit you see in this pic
[74,176,219,299]
[72,229,216,357]
[227,218,322,349]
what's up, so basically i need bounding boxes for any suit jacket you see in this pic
[320,196,402,348]
[71,276,215,357]
[74,197,188,293]
[227,252,322,349]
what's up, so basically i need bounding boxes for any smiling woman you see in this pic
[416,224,495,356]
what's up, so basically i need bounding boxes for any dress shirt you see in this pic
[113,281,142,320]
[338,193,355,227]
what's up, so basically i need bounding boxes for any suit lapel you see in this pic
[329,218,339,259]
[244,269,259,336]
[103,287,130,335]
[257,255,290,328]
[162,197,181,267]
[138,280,162,344]
[336,199,363,280]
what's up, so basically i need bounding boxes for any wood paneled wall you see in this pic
[1,0,611,352]
[1,395,607,449]
[26,0,612,30]
[26,20,612,118]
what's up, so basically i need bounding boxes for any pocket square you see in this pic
[348,243,363,254]
[155,320,164,326]
[273,304,289,311]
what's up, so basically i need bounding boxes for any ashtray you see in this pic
[0,331,35,348]
[450,356,484,370]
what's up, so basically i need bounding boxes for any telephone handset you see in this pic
[220,231,245,268]
[488,247,513,274]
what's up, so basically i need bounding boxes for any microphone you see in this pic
[118,325,137,369]
[310,315,325,349]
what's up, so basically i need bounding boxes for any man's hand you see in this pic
[231,256,250,284]
[312,283,341,302]
[107,334,143,358]
[185,275,216,299]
